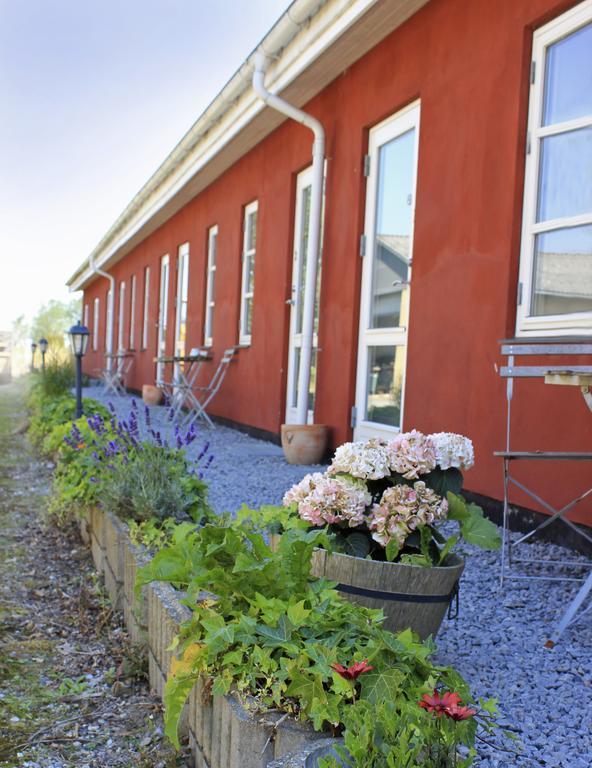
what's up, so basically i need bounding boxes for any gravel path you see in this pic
[83,386,592,767]
[0,383,190,768]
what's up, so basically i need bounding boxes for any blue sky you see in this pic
[0,0,290,329]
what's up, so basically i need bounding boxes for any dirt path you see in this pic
[0,382,190,768]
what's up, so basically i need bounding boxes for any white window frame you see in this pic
[92,298,99,352]
[204,225,218,346]
[83,303,89,330]
[239,201,258,345]
[117,281,126,351]
[142,266,150,350]
[517,0,592,336]
[354,101,420,441]
[129,274,137,350]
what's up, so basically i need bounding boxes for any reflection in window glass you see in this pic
[537,127,592,222]
[365,345,404,427]
[532,225,592,316]
[370,129,414,329]
[543,21,592,126]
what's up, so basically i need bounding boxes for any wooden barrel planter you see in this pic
[310,550,464,640]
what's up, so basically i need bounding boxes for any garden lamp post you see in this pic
[30,341,37,372]
[38,338,48,374]
[68,322,89,419]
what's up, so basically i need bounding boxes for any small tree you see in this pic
[30,299,81,355]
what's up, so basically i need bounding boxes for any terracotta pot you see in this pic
[142,384,163,406]
[281,424,329,465]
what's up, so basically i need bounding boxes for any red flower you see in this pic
[444,703,476,721]
[331,659,374,680]
[419,690,460,716]
[419,690,473,719]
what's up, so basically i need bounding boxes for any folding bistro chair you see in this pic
[169,347,211,419]
[98,352,134,397]
[184,347,237,428]
[495,338,592,643]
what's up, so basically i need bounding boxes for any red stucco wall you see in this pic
[82,0,591,524]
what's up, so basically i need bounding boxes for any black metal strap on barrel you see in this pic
[337,580,461,619]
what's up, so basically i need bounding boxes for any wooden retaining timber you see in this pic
[83,508,333,767]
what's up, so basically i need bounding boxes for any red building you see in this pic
[68,0,592,532]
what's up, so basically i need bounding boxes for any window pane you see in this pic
[248,210,257,251]
[210,232,217,267]
[247,253,255,293]
[245,297,253,335]
[531,225,592,316]
[537,127,592,221]
[370,129,414,329]
[365,345,404,427]
[543,21,592,126]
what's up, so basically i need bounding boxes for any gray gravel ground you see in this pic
[84,386,592,768]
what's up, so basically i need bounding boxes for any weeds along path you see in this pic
[0,382,189,768]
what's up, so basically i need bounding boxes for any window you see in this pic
[239,201,258,344]
[129,274,137,350]
[117,281,126,351]
[83,303,89,329]
[105,290,111,351]
[518,2,592,335]
[204,225,218,346]
[175,244,190,356]
[93,298,99,352]
[142,266,150,350]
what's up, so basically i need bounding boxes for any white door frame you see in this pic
[354,101,420,441]
[156,254,170,384]
[285,166,319,424]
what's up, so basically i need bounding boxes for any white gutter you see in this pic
[88,255,115,370]
[252,51,324,426]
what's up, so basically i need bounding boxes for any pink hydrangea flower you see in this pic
[429,432,475,471]
[368,481,448,549]
[328,439,391,480]
[283,472,371,528]
[386,430,437,479]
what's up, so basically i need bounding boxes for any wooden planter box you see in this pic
[79,507,329,767]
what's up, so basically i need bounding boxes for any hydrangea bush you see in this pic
[283,430,499,565]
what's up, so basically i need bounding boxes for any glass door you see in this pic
[156,254,170,384]
[354,102,420,440]
[173,243,190,389]
[285,166,322,424]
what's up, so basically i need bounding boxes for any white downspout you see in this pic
[252,52,325,425]
[88,255,115,371]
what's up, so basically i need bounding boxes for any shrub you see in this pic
[35,357,75,398]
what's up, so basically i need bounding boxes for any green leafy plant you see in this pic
[136,523,477,762]
[128,518,196,551]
